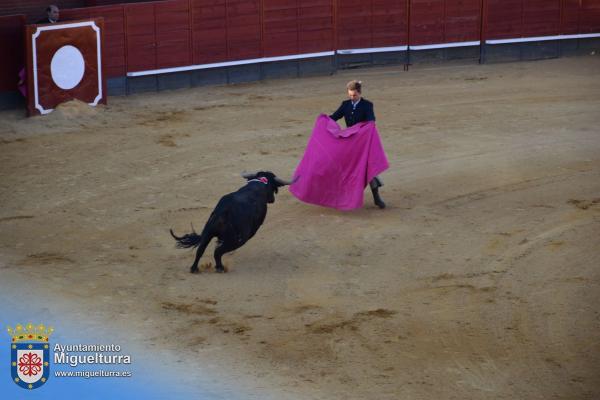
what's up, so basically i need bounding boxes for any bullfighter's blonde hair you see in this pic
[346,80,362,93]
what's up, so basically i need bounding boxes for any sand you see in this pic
[1,56,599,399]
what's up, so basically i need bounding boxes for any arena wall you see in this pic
[0,1,85,23]
[1,0,599,108]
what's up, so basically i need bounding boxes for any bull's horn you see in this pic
[241,171,257,179]
[274,175,299,186]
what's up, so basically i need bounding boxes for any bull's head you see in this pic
[241,171,297,203]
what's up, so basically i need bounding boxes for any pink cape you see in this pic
[290,114,389,210]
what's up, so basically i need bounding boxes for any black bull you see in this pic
[170,171,296,273]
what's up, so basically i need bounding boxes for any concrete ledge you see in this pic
[336,53,373,69]
[157,71,192,91]
[559,39,580,56]
[227,64,261,84]
[578,37,600,52]
[126,75,158,95]
[261,60,299,80]
[409,46,479,64]
[559,37,600,57]
[0,91,25,110]
[372,51,407,65]
[481,38,597,63]
[445,46,480,61]
[408,48,445,64]
[482,43,522,63]
[521,41,559,60]
[298,56,334,77]
[192,68,228,87]
[106,77,126,96]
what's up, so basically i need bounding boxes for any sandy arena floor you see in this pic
[1,56,599,399]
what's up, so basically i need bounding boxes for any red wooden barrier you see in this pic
[61,5,125,77]
[156,0,191,69]
[96,6,126,77]
[372,0,408,47]
[0,14,25,92]
[522,0,560,37]
[2,0,600,95]
[410,0,445,45]
[580,0,600,33]
[484,0,573,40]
[299,0,334,53]
[336,0,373,49]
[335,0,408,49]
[263,0,299,57]
[25,18,106,115]
[262,0,335,57]
[561,0,581,35]
[409,0,481,46]
[484,0,523,39]
[125,3,156,72]
[227,0,262,60]
[445,0,481,42]
[191,0,227,64]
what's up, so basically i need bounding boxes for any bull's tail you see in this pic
[170,228,203,249]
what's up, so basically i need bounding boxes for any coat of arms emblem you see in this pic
[7,323,53,390]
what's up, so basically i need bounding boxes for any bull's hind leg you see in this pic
[213,239,242,273]
[190,235,212,273]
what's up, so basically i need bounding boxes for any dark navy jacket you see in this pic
[329,98,375,127]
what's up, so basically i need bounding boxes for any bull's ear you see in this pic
[241,171,257,180]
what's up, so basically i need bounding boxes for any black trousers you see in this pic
[369,176,383,190]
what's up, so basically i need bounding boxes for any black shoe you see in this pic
[371,187,386,209]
